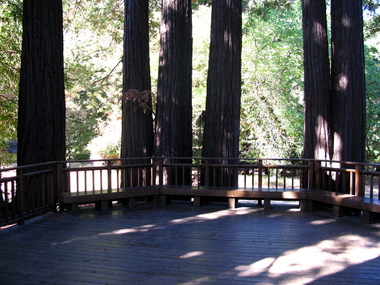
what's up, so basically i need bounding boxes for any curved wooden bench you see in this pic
[60,186,380,223]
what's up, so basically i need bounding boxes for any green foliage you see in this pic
[240,1,304,158]
[0,0,22,165]
[365,44,380,162]
[363,0,380,37]
[98,141,120,159]
[192,6,211,157]
[63,0,124,160]
[66,88,112,160]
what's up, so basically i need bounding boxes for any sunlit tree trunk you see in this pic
[331,0,366,163]
[302,0,332,162]
[18,0,65,166]
[201,0,242,187]
[154,0,192,185]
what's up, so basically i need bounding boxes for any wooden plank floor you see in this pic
[1,201,380,285]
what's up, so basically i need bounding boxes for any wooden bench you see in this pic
[306,189,380,223]
[60,186,380,223]
[60,186,160,214]
[159,186,309,211]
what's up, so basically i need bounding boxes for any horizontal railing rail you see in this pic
[1,158,380,227]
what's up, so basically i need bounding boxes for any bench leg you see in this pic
[307,200,325,212]
[299,200,307,212]
[154,195,167,207]
[194,196,201,207]
[128,198,136,208]
[95,200,109,212]
[122,198,136,208]
[68,203,80,215]
[228,198,236,209]
[362,211,380,224]
[264,199,271,212]
[333,204,351,218]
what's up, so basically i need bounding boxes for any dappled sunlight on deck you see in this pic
[170,207,261,225]
[235,234,380,284]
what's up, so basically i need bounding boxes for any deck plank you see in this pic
[1,202,380,284]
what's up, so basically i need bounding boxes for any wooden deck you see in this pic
[1,201,380,284]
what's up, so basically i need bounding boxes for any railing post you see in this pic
[55,162,66,211]
[151,158,155,186]
[315,160,321,190]
[307,160,314,189]
[355,164,363,197]
[205,159,210,187]
[17,168,25,225]
[258,159,263,190]
[158,158,164,186]
[49,162,63,212]
[107,160,112,193]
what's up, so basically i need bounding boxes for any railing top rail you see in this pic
[2,157,380,173]
[0,161,59,173]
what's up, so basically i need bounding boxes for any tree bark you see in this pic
[122,0,153,159]
[121,0,153,187]
[202,0,242,187]
[302,0,332,162]
[17,0,65,166]
[154,0,192,184]
[331,0,366,163]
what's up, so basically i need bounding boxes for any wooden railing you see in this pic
[1,158,380,227]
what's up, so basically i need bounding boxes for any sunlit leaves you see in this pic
[365,44,380,162]
[63,0,123,159]
[0,0,22,165]
[240,1,304,158]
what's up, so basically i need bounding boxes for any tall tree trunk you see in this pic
[121,0,153,186]
[302,0,332,162]
[154,0,192,185]
[331,0,366,163]
[18,0,65,166]
[202,0,242,187]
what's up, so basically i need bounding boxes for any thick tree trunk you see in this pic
[121,0,153,186]
[302,0,332,162]
[154,0,192,185]
[122,0,153,159]
[17,0,65,166]
[331,0,366,163]
[202,0,242,187]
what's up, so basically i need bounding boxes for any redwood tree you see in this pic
[302,0,332,162]
[121,0,153,187]
[154,0,192,184]
[17,0,65,166]
[331,0,366,163]
[121,0,153,159]
[202,0,242,187]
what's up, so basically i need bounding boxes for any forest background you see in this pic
[0,0,379,166]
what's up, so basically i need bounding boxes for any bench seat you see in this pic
[160,186,308,210]
[61,186,160,214]
[60,186,380,223]
[306,189,380,223]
